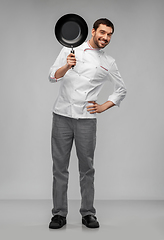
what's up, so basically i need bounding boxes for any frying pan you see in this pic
[55,13,88,64]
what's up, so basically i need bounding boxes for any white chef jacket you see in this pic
[49,41,127,119]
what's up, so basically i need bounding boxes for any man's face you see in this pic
[92,24,113,49]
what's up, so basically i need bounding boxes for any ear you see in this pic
[91,28,96,37]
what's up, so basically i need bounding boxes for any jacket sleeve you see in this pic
[107,61,127,107]
[48,47,68,83]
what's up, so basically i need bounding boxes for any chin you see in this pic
[99,44,106,49]
[98,42,108,48]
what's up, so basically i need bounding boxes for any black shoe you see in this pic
[49,215,66,229]
[82,215,100,228]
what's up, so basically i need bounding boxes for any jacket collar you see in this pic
[81,41,104,54]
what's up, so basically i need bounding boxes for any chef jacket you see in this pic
[49,41,127,119]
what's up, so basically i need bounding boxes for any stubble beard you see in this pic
[93,35,109,49]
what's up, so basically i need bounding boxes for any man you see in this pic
[48,18,126,229]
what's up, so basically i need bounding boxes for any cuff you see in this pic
[49,73,63,82]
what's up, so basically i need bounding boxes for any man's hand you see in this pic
[87,101,104,114]
[87,101,115,114]
[55,53,76,79]
[67,53,76,69]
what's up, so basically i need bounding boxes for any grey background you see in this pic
[0,0,164,200]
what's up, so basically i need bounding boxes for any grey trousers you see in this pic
[51,113,97,217]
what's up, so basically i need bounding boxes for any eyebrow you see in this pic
[100,30,113,35]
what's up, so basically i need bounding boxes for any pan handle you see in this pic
[71,47,75,69]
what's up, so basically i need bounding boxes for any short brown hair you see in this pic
[93,18,114,34]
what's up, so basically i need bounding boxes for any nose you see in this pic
[104,34,108,40]
[102,34,110,42]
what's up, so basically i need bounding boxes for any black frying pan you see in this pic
[55,13,88,55]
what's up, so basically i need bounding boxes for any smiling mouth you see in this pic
[99,40,108,44]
